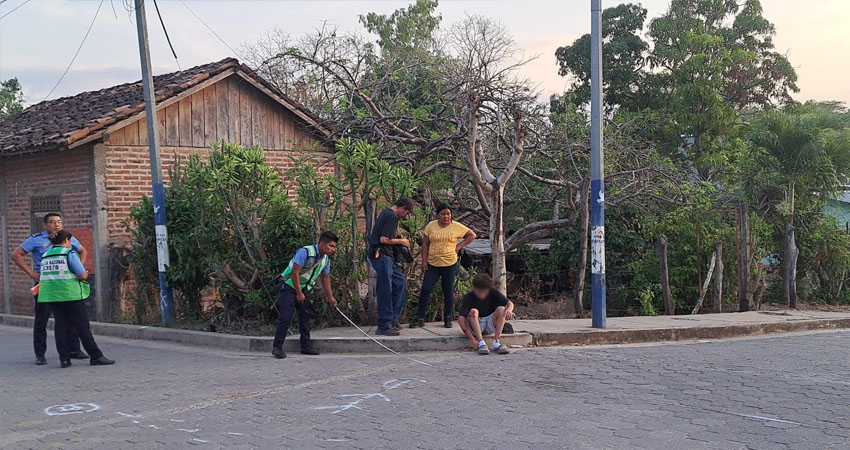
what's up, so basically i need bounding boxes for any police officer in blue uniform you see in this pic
[10,213,87,365]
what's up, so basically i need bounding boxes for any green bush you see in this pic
[125,141,312,327]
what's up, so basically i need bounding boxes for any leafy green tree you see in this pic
[0,78,24,118]
[649,0,798,178]
[555,3,656,112]
[747,110,850,307]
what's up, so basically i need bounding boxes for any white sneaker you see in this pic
[478,344,490,355]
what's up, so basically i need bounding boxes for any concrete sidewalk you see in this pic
[2,310,849,354]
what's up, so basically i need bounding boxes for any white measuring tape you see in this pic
[335,307,435,367]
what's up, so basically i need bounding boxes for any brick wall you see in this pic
[0,146,93,314]
[104,144,336,245]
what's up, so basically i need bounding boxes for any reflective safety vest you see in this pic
[38,246,90,302]
[281,245,329,291]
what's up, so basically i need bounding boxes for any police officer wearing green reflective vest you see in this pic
[38,230,115,368]
[272,231,339,359]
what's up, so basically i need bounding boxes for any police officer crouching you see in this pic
[39,230,115,368]
[272,232,339,359]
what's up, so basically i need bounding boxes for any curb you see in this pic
[0,314,531,354]
[4,313,848,354]
[529,317,850,347]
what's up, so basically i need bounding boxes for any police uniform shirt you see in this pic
[19,231,82,273]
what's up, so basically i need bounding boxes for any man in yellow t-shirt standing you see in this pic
[411,203,476,328]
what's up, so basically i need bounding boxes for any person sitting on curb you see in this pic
[458,273,514,355]
[272,231,339,359]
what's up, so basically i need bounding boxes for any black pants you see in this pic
[272,284,313,351]
[34,296,81,358]
[417,263,459,321]
[50,300,103,362]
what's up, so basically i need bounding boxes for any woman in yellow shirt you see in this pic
[411,203,476,328]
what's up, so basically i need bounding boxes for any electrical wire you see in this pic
[0,0,31,20]
[41,0,105,102]
[178,0,239,58]
[152,0,180,70]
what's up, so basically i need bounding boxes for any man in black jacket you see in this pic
[368,198,414,336]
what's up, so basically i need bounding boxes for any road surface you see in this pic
[1,325,849,449]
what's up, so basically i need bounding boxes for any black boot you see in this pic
[301,347,320,356]
[35,356,47,366]
[272,346,287,359]
[60,360,72,368]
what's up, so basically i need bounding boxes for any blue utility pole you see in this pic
[590,0,607,328]
[134,0,174,324]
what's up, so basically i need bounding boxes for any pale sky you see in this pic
[1,0,848,107]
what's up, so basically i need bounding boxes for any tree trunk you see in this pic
[573,181,590,317]
[783,219,799,308]
[692,250,717,314]
[490,185,508,295]
[738,203,751,312]
[713,240,723,313]
[657,234,674,315]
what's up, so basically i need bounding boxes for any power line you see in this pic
[0,0,32,21]
[152,0,180,70]
[178,0,239,58]
[42,0,105,102]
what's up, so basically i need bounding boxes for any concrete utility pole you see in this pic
[134,0,174,324]
[590,0,607,328]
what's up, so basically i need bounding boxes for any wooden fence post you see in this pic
[657,234,675,315]
[713,240,723,313]
[738,203,751,312]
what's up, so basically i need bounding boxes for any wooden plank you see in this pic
[157,106,166,146]
[125,120,139,146]
[229,77,239,144]
[240,82,252,146]
[165,103,179,146]
[110,126,125,145]
[203,86,217,146]
[272,110,281,150]
[191,91,205,147]
[265,101,277,149]
[252,89,262,148]
[233,71,331,137]
[178,97,192,147]
[216,80,228,144]
[139,118,148,146]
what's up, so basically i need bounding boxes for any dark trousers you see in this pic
[51,300,103,362]
[417,263,458,321]
[370,254,407,329]
[273,284,313,351]
[34,296,81,358]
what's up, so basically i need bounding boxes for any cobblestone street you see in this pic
[2,325,849,449]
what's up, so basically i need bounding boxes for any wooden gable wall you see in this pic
[108,74,328,152]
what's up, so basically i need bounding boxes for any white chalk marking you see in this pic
[325,438,351,442]
[191,439,209,443]
[44,403,100,416]
[178,428,200,433]
[148,425,160,430]
[170,419,186,422]
[315,378,426,414]
[133,420,140,424]
[733,413,801,425]
[225,432,244,436]
[116,412,141,418]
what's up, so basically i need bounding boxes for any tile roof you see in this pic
[0,58,328,156]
